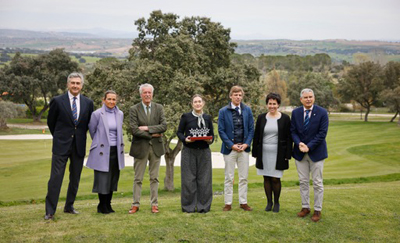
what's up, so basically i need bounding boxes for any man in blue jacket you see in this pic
[218,86,254,211]
[291,88,329,222]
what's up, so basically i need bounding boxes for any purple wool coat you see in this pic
[86,104,125,172]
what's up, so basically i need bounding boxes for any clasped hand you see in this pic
[232,143,247,152]
[299,142,309,153]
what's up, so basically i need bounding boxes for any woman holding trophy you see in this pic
[177,94,214,213]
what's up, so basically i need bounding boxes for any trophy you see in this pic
[189,127,212,141]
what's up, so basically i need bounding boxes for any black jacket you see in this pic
[252,112,292,170]
[47,93,94,157]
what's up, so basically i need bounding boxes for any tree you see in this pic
[0,49,80,122]
[88,11,263,191]
[338,61,383,122]
[287,71,337,110]
[0,101,27,129]
[381,61,400,125]
[263,69,288,105]
[131,11,263,191]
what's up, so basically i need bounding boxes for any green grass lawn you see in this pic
[0,120,399,242]
[1,120,400,203]
[0,182,399,242]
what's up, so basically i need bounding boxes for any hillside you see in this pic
[1,29,400,62]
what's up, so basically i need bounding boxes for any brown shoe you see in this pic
[151,206,159,213]
[297,208,311,217]
[240,204,253,211]
[311,211,321,222]
[223,204,232,211]
[128,206,139,214]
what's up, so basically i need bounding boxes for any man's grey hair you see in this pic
[300,88,314,98]
[139,83,154,94]
[67,72,84,85]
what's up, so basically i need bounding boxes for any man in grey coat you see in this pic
[128,83,167,214]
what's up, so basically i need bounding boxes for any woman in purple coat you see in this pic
[86,90,125,214]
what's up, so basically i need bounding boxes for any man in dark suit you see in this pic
[291,88,329,222]
[128,83,167,214]
[45,72,94,220]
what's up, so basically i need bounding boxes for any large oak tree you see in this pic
[87,11,263,190]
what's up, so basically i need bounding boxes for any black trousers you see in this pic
[45,140,84,215]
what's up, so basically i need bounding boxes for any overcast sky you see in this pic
[1,0,399,40]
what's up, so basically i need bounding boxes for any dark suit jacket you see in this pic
[47,93,94,157]
[252,113,292,170]
[129,102,167,159]
[290,105,329,162]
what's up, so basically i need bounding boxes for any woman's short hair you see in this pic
[104,90,117,99]
[265,92,281,105]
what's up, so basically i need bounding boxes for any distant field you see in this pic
[234,39,400,63]
[2,31,400,63]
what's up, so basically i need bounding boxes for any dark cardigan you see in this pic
[177,112,214,149]
[251,112,292,170]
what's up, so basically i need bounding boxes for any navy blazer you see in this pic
[290,105,329,162]
[218,102,254,155]
[47,93,94,157]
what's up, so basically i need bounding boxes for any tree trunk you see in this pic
[390,111,399,123]
[398,114,400,126]
[364,106,370,122]
[163,139,183,191]
[0,118,8,130]
[33,103,49,122]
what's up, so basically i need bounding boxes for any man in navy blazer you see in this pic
[218,86,254,212]
[44,72,94,220]
[291,88,328,222]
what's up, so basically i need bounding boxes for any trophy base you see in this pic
[190,136,213,141]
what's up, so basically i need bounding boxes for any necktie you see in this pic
[146,105,151,123]
[72,97,78,126]
[235,106,240,114]
[304,110,310,131]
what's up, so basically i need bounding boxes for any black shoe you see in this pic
[265,203,273,212]
[273,203,280,213]
[97,194,110,214]
[64,208,79,214]
[106,193,115,213]
[97,203,110,214]
[44,214,54,220]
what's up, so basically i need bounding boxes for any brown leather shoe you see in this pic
[240,204,253,211]
[223,204,232,211]
[151,206,159,213]
[297,208,311,217]
[128,206,139,214]
[311,210,322,222]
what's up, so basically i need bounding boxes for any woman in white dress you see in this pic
[252,93,292,212]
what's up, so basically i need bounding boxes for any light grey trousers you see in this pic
[223,151,249,205]
[295,154,324,211]
[132,146,161,207]
[181,147,213,213]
